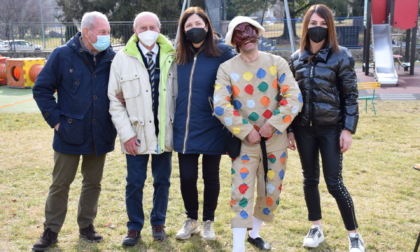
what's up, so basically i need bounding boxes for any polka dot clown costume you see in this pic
[214,16,303,251]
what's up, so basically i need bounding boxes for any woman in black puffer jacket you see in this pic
[288,4,365,252]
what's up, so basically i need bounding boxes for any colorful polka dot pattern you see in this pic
[213,62,301,138]
[232,152,287,220]
[215,54,302,227]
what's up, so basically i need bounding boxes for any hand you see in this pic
[124,136,140,156]
[245,129,261,145]
[116,92,126,106]
[340,129,352,153]
[287,132,296,150]
[259,122,275,138]
[54,123,60,131]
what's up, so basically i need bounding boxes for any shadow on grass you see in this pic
[42,243,64,252]
[169,235,227,251]
[304,241,335,252]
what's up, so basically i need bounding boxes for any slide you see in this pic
[372,24,398,86]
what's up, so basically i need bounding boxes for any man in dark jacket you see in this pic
[32,11,116,251]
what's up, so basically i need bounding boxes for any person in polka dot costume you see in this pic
[213,16,303,251]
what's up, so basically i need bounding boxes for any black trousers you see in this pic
[178,153,221,221]
[294,125,359,231]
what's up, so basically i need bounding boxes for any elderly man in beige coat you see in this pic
[108,11,176,246]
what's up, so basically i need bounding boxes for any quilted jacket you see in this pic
[289,44,359,133]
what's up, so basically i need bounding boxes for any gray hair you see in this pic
[133,12,161,28]
[81,11,108,30]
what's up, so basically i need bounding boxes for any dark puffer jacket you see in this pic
[289,44,358,133]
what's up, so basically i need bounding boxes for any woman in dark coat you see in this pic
[288,4,365,252]
[173,6,234,241]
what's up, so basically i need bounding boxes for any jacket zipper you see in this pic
[309,63,314,127]
[156,53,173,153]
[182,54,198,153]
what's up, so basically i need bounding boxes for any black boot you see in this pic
[247,235,271,250]
[32,228,58,251]
[122,229,141,246]
[79,224,103,243]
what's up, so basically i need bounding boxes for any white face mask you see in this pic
[137,30,159,47]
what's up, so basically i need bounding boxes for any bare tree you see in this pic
[0,0,57,40]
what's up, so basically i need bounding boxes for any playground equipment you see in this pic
[363,0,419,86]
[4,58,45,88]
[0,56,9,85]
[372,24,398,85]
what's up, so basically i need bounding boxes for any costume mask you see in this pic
[138,30,159,47]
[89,31,110,52]
[307,26,328,43]
[186,27,207,44]
[232,23,258,48]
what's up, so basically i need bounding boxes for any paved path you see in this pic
[0,85,40,113]
[356,67,420,100]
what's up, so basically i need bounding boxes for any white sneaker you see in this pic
[176,218,200,240]
[349,233,365,252]
[201,220,216,240]
[303,225,325,248]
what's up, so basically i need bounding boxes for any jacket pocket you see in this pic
[120,73,141,98]
[62,67,82,94]
[70,69,82,94]
[130,116,147,153]
[57,113,85,145]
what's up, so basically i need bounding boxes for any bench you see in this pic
[357,82,381,115]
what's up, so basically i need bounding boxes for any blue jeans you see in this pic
[125,152,172,231]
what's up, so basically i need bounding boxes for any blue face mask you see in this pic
[89,31,110,52]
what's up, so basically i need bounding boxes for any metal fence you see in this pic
[0,21,179,52]
[0,16,418,52]
[258,16,365,51]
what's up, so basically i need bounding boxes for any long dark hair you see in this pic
[176,7,221,65]
[300,4,339,54]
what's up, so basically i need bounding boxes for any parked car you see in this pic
[9,40,42,51]
[0,40,10,51]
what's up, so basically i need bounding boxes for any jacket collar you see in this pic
[123,33,175,58]
[299,43,331,63]
[66,32,115,62]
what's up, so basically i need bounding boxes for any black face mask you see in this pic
[186,27,207,44]
[307,26,328,43]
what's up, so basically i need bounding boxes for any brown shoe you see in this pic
[79,224,103,243]
[122,229,141,246]
[152,225,166,241]
[32,228,58,251]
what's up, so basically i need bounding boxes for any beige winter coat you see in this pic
[108,34,177,154]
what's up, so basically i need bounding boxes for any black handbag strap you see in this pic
[260,137,268,196]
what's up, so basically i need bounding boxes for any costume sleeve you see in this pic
[213,63,254,140]
[286,53,299,133]
[107,56,136,144]
[266,57,303,134]
[338,48,359,133]
[32,49,61,128]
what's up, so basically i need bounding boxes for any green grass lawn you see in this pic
[0,101,419,251]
